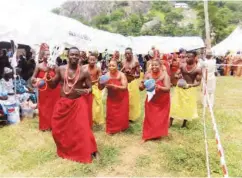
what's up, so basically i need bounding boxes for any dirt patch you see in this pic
[97,137,149,176]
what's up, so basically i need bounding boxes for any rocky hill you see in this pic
[53,1,242,44]
[58,1,151,22]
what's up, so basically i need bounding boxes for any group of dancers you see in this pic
[31,44,205,163]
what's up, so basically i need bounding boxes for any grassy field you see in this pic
[0,77,241,177]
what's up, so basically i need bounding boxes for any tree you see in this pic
[116,21,130,36]
[51,8,61,15]
[92,14,110,28]
[225,1,242,11]
[164,11,183,25]
[185,23,199,36]
[152,1,172,13]
[141,22,161,36]
[110,9,125,21]
[196,2,235,44]
[128,14,143,36]
[186,1,200,8]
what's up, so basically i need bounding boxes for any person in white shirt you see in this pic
[203,51,217,108]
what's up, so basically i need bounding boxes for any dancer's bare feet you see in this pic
[140,140,146,144]
[169,117,174,128]
[181,119,188,128]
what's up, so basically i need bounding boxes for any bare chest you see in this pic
[60,69,85,86]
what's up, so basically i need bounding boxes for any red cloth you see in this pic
[37,70,60,130]
[40,43,49,51]
[52,97,97,163]
[162,60,171,76]
[106,79,129,134]
[142,80,170,141]
[83,93,93,128]
[162,54,168,61]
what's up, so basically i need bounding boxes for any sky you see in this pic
[0,0,66,11]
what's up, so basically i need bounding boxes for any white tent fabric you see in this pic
[130,36,204,54]
[212,26,242,56]
[0,2,129,54]
[0,2,204,54]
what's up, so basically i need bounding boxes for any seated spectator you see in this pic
[14,68,37,104]
[0,68,15,122]
[1,67,14,96]
[0,50,12,79]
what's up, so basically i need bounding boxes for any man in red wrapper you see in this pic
[46,47,97,163]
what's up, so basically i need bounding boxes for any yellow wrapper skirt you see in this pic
[92,84,105,124]
[128,79,141,121]
[171,86,198,121]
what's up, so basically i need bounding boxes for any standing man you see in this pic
[170,51,202,128]
[46,47,97,163]
[203,50,217,108]
[83,54,104,125]
[121,47,141,122]
[233,51,242,77]
[80,51,88,65]
[224,52,232,76]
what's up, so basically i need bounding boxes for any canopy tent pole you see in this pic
[204,0,211,50]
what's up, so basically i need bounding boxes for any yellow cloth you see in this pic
[171,86,198,121]
[139,72,144,81]
[128,79,141,121]
[92,84,105,124]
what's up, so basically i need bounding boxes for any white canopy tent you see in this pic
[0,2,204,55]
[0,2,130,54]
[130,36,204,54]
[212,26,242,56]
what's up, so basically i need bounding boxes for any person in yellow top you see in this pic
[121,47,141,122]
[83,53,104,125]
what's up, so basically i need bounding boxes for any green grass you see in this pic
[0,77,241,176]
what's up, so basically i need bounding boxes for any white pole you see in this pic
[204,0,211,50]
